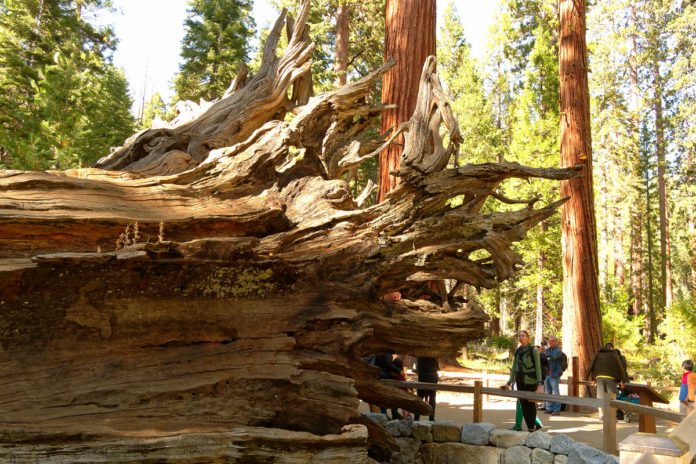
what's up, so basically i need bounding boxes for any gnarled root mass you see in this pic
[0,1,578,461]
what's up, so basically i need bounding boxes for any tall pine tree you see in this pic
[173,0,255,102]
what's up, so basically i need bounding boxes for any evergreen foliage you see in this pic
[173,0,255,103]
[0,0,134,169]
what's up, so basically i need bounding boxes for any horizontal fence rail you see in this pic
[379,378,686,455]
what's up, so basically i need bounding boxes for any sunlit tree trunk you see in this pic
[652,62,673,310]
[629,4,643,317]
[559,0,603,379]
[334,1,350,87]
[378,0,436,203]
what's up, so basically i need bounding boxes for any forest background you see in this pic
[1,0,695,387]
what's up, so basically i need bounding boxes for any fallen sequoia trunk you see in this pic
[0,2,579,462]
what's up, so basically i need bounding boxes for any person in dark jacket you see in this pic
[585,343,629,419]
[375,354,403,419]
[413,357,439,421]
[544,336,564,416]
[501,330,543,431]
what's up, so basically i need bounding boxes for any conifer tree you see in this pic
[173,0,255,102]
[0,0,134,169]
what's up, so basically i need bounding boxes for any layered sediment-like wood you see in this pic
[0,1,578,461]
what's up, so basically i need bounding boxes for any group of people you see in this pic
[501,330,568,431]
[369,333,696,429]
[369,355,440,421]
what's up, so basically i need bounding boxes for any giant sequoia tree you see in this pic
[0,3,577,461]
[559,0,603,375]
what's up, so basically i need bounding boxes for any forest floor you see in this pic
[359,371,677,453]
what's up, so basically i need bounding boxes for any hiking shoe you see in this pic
[509,426,522,431]
[550,411,560,416]
[530,425,543,432]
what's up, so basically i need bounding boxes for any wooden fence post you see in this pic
[572,356,580,412]
[473,380,483,423]
[483,371,488,404]
[602,392,617,455]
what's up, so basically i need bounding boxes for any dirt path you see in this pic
[360,376,676,452]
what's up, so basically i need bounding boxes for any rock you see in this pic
[389,437,421,464]
[421,442,503,464]
[504,445,533,464]
[489,429,529,448]
[385,420,401,437]
[460,423,495,445]
[526,430,552,450]
[549,434,575,455]
[362,412,389,425]
[397,419,413,437]
[412,421,434,443]
[432,420,462,443]
[566,443,612,464]
[555,455,568,464]
[531,447,555,464]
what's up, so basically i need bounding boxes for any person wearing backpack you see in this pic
[544,336,565,416]
[501,330,543,431]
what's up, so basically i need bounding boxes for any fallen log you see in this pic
[0,1,579,461]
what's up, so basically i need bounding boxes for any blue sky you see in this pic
[99,1,496,114]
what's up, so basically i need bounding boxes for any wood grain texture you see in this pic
[0,1,578,460]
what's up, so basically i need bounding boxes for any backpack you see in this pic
[560,351,569,373]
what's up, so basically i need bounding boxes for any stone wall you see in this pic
[363,414,620,464]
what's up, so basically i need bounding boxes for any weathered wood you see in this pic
[0,1,580,460]
[473,380,483,423]
[603,393,617,455]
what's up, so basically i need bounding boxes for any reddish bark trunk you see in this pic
[559,0,603,378]
[334,2,350,87]
[378,0,436,203]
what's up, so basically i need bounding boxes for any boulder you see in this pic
[567,443,613,464]
[555,455,569,464]
[363,412,389,425]
[504,445,533,464]
[489,429,530,448]
[526,430,552,450]
[397,419,413,438]
[549,434,575,455]
[389,437,422,464]
[531,447,555,464]
[421,442,503,464]
[385,420,401,437]
[432,421,462,443]
[412,421,434,443]
[460,423,495,446]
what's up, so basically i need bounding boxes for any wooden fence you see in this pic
[381,378,686,455]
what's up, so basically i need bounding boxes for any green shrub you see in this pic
[489,335,517,351]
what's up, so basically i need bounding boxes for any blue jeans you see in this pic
[545,376,561,412]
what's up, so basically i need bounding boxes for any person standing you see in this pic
[413,357,439,421]
[502,330,544,431]
[375,353,403,419]
[679,359,696,415]
[585,343,628,419]
[544,336,563,416]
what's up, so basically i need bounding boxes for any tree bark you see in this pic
[653,62,673,310]
[628,5,643,317]
[0,3,578,461]
[334,1,350,87]
[378,0,436,203]
[559,0,603,379]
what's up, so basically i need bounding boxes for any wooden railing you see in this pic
[381,379,686,455]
